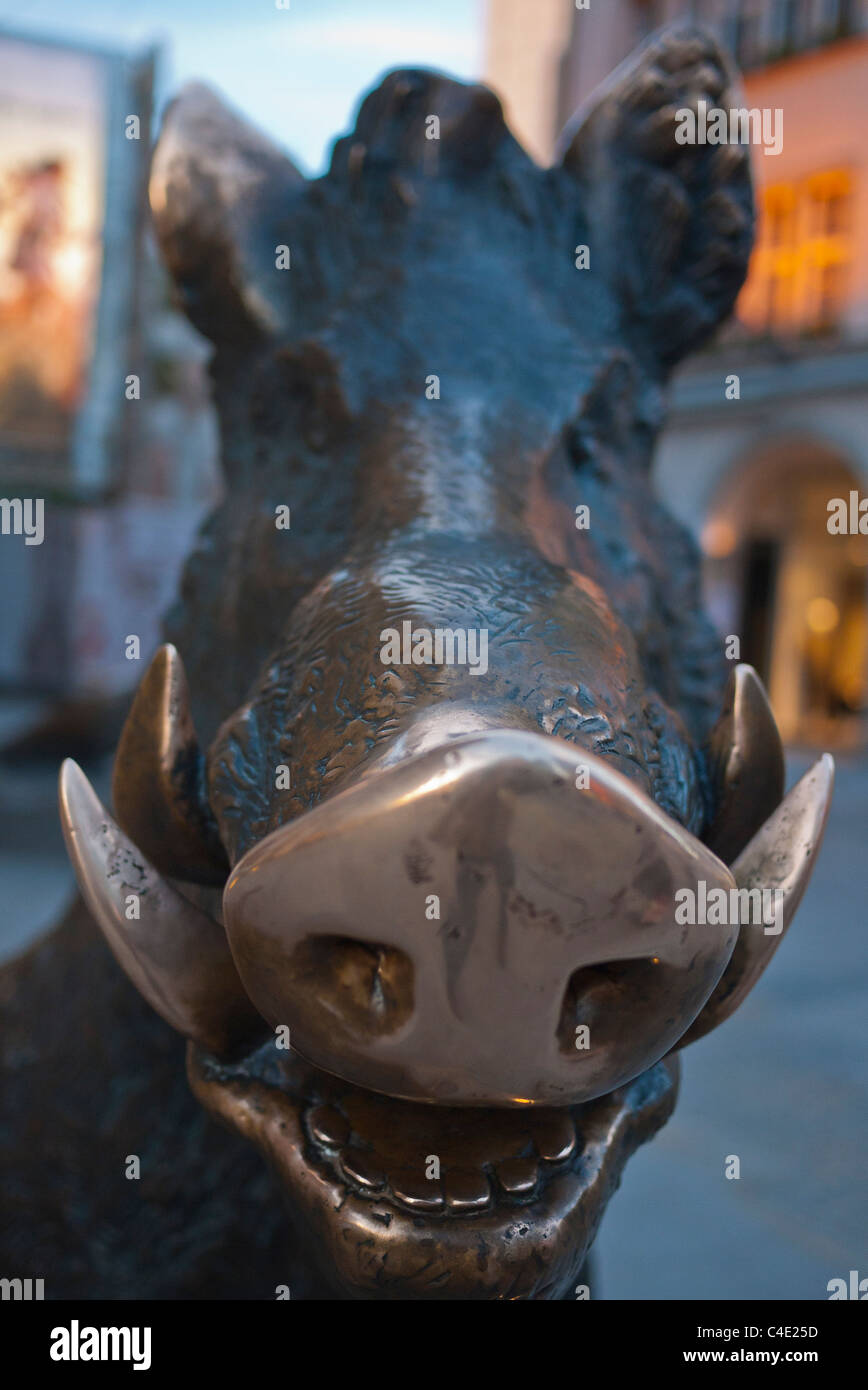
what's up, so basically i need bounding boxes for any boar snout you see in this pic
[221,729,737,1107]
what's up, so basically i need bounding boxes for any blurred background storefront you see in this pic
[486,0,868,748]
[0,25,220,708]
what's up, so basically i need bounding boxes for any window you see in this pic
[734,4,767,67]
[768,1,811,53]
[706,0,865,68]
[820,0,860,39]
[738,170,853,335]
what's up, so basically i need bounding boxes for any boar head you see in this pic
[60,27,833,1299]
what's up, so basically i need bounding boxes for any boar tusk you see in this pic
[704,664,785,864]
[674,753,834,1050]
[60,759,263,1056]
[112,644,228,886]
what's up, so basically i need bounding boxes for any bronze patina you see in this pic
[2,25,833,1300]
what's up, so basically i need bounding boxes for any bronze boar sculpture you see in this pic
[1,26,833,1300]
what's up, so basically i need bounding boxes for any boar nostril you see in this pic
[287,935,414,1041]
[557,959,661,1056]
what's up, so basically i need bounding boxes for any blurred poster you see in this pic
[0,34,106,480]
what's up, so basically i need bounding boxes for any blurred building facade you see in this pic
[0,26,220,705]
[487,0,868,746]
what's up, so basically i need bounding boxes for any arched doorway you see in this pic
[701,439,868,746]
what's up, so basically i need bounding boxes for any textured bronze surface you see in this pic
[0,23,834,1300]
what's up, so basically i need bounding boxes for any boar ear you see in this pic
[149,82,305,344]
[556,26,754,369]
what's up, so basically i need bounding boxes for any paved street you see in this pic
[1,721,865,1300]
[598,750,868,1300]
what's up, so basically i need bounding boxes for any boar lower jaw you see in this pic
[187,1041,679,1300]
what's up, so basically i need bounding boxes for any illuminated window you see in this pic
[738,169,853,335]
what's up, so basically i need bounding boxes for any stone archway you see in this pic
[701,437,868,746]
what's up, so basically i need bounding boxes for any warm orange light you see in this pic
[53,243,91,294]
[739,169,852,334]
[701,519,737,559]
[806,597,840,634]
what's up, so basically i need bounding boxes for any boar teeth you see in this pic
[675,753,834,1050]
[112,644,228,886]
[59,759,263,1056]
[704,664,785,864]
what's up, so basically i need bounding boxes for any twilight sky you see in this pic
[0,0,485,173]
